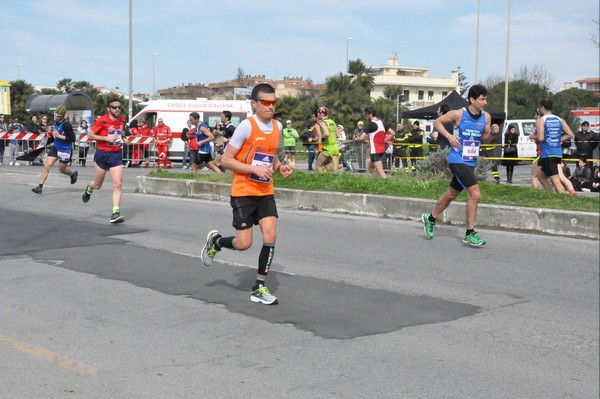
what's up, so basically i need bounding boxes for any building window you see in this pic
[428,91,434,101]
[403,90,410,102]
[442,91,448,98]
[418,90,424,101]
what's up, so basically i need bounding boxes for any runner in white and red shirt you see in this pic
[355,105,395,178]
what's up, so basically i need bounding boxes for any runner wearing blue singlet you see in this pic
[535,98,574,194]
[421,84,492,246]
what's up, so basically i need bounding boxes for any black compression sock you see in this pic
[215,236,234,250]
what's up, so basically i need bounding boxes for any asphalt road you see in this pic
[1,165,598,399]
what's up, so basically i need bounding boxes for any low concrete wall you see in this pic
[137,176,599,240]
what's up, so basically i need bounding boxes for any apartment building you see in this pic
[370,54,460,109]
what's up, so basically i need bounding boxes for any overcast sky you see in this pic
[2,0,598,94]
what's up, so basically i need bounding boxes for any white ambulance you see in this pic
[130,99,253,161]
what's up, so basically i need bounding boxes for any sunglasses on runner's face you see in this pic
[109,105,122,110]
[255,99,276,107]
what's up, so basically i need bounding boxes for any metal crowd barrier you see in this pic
[0,132,162,168]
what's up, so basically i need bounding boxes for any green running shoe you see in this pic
[421,213,435,239]
[463,231,486,246]
[201,230,220,267]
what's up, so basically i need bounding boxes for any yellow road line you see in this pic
[0,335,98,376]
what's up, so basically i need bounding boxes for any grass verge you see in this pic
[148,169,599,213]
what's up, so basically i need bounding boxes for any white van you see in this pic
[130,99,253,161]
[501,119,537,160]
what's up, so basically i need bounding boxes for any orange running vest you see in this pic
[231,117,281,197]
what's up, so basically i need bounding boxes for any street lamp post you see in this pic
[152,53,159,98]
[128,0,133,120]
[17,63,23,80]
[504,0,511,117]
[346,37,354,73]
[475,0,480,83]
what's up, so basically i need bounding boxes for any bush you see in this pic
[416,148,491,181]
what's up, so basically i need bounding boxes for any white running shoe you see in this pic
[251,284,278,305]
[201,230,220,267]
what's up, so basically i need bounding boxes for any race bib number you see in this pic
[107,128,123,147]
[249,152,274,183]
[57,150,72,162]
[462,140,480,161]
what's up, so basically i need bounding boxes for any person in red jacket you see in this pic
[129,118,151,167]
[153,118,172,168]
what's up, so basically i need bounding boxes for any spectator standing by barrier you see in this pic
[77,120,90,167]
[406,121,424,172]
[31,105,78,194]
[484,123,502,183]
[352,120,367,170]
[200,83,292,305]
[7,117,25,166]
[435,104,452,151]
[282,119,299,169]
[502,124,519,184]
[220,111,235,152]
[393,122,409,173]
[212,122,227,171]
[0,114,6,165]
[302,125,317,171]
[426,128,439,154]
[181,120,193,169]
[153,118,172,168]
[81,97,128,224]
[26,115,41,158]
[353,120,364,138]
[574,121,597,167]
[186,125,199,170]
[129,119,151,167]
[421,84,492,247]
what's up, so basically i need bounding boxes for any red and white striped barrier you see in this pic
[0,132,46,141]
[0,132,158,144]
[127,136,155,144]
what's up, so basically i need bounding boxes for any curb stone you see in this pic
[136,176,599,240]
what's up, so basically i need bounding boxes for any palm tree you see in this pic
[57,78,75,93]
[8,80,35,120]
[321,73,371,129]
[72,80,100,102]
[348,59,375,93]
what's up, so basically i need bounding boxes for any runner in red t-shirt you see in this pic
[81,97,128,223]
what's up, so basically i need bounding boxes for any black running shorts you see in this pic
[449,163,478,191]
[230,195,278,230]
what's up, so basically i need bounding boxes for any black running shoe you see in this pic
[70,170,78,184]
[32,186,42,194]
[82,186,92,203]
[110,212,125,223]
